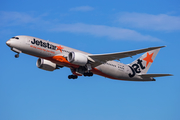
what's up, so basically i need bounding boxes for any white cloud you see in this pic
[51,23,161,41]
[0,11,39,27]
[117,12,180,31]
[69,6,94,12]
[0,11,161,42]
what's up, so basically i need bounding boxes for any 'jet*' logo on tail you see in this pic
[143,52,154,67]
[128,52,154,77]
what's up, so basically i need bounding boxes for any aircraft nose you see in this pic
[6,40,11,47]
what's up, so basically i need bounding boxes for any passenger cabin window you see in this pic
[12,37,19,40]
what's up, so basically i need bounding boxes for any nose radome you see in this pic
[6,40,11,46]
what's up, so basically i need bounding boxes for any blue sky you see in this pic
[0,0,180,120]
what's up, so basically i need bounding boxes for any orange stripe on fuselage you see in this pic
[45,56,80,68]
[33,55,120,80]
[49,56,119,80]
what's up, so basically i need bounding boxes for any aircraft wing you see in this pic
[88,46,165,67]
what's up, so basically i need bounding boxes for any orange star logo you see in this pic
[56,45,64,53]
[143,52,154,67]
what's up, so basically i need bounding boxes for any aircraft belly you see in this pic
[97,64,126,80]
[96,63,146,81]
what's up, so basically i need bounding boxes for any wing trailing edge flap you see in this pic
[88,46,165,67]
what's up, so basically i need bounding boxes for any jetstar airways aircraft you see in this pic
[6,35,172,81]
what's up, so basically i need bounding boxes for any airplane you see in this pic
[6,35,172,81]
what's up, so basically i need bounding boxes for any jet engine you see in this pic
[36,58,57,71]
[67,52,88,66]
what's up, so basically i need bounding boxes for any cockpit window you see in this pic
[12,37,19,39]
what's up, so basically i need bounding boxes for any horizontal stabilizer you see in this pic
[138,73,173,78]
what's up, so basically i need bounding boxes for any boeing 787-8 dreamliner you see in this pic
[6,36,172,81]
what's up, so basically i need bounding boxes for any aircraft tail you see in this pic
[129,46,163,74]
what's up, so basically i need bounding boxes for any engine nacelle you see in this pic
[67,52,88,66]
[36,58,57,71]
